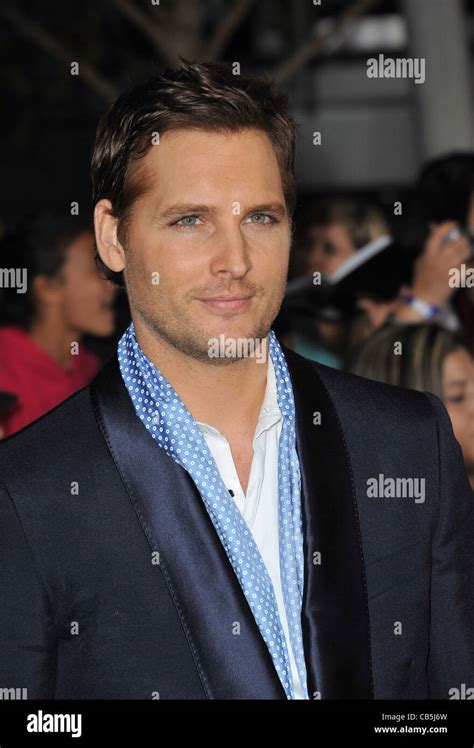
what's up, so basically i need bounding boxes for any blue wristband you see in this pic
[402,294,439,319]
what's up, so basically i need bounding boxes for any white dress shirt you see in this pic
[195,355,306,699]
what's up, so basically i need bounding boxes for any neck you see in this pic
[133,321,269,439]
[29,315,80,370]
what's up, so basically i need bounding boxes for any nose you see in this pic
[209,225,252,279]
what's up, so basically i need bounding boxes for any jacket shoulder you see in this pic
[0,384,100,484]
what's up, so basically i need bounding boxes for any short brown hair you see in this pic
[91,58,298,287]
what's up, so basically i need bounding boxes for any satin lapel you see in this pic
[281,344,373,699]
[90,355,286,700]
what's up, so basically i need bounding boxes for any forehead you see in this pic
[444,347,474,378]
[136,128,284,203]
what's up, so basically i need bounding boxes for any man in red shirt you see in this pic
[0,214,117,436]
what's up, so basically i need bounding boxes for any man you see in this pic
[0,60,472,700]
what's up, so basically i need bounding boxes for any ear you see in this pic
[32,273,65,307]
[94,199,126,274]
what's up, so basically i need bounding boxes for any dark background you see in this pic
[1,0,473,231]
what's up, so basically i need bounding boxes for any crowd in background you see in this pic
[0,151,473,488]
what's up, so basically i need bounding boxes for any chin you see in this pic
[86,321,115,337]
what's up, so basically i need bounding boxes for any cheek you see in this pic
[172,250,206,279]
[64,285,88,313]
[341,244,354,260]
[62,280,102,322]
[444,405,465,438]
[130,238,200,291]
[258,234,290,270]
[73,280,101,306]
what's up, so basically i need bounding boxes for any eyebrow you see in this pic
[157,202,288,222]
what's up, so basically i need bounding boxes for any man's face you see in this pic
[116,128,292,362]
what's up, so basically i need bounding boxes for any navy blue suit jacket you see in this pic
[0,344,473,699]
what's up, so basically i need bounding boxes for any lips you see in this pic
[198,294,254,312]
[201,295,253,302]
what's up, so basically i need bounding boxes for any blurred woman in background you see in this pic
[0,212,117,437]
[349,323,474,489]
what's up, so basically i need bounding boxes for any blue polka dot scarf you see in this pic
[117,322,308,699]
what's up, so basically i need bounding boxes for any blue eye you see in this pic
[248,213,277,225]
[172,212,278,229]
[175,215,201,228]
